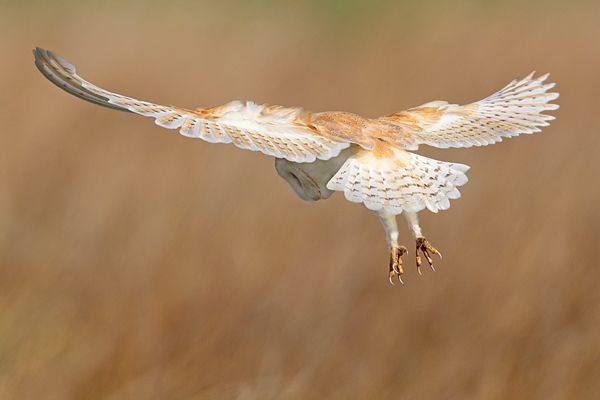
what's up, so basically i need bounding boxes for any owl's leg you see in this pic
[403,212,442,274]
[374,209,407,284]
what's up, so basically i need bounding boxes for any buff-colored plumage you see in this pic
[33,47,559,283]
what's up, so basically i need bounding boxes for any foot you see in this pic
[389,245,407,284]
[415,237,442,274]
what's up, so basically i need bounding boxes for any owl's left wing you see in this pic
[379,72,559,149]
[33,47,350,163]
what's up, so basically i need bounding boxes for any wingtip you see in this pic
[33,47,49,63]
[538,72,550,81]
[33,47,77,75]
[33,47,48,74]
[33,47,52,70]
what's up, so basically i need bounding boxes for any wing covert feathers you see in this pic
[33,47,350,163]
[327,147,469,214]
[380,72,559,149]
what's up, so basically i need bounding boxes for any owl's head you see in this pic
[274,147,355,202]
[274,158,323,202]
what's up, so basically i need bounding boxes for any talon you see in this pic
[388,245,407,284]
[423,249,434,266]
[415,237,441,272]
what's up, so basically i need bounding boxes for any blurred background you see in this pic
[1,0,599,398]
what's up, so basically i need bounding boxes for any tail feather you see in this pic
[327,148,469,214]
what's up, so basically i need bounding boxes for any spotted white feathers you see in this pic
[327,147,469,214]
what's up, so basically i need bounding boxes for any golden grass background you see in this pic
[1,1,599,398]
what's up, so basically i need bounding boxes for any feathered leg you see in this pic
[403,212,442,274]
[373,209,407,284]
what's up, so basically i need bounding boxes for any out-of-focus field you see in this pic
[1,1,599,398]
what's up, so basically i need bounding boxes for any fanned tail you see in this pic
[327,148,469,214]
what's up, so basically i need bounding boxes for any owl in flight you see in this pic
[33,47,559,283]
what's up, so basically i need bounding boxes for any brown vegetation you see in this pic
[1,1,599,398]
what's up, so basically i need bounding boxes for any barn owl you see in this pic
[33,47,559,283]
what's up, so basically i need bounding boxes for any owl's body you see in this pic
[33,47,559,283]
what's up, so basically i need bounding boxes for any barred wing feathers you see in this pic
[327,147,469,214]
[33,47,350,163]
[380,73,559,149]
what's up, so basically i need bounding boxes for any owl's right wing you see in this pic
[33,47,351,163]
[379,72,559,149]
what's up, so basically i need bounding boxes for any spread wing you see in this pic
[33,47,351,163]
[379,72,559,149]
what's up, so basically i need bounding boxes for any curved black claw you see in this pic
[415,237,442,272]
[389,245,407,284]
